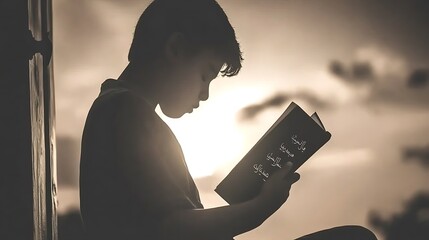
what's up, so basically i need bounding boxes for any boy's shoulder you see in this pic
[96,79,136,103]
[89,79,155,120]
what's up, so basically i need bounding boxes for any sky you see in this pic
[52,0,429,239]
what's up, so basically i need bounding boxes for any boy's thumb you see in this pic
[290,172,300,183]
[284,161,293,171]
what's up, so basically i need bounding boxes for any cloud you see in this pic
[368,71,429,109]
[329,60,374,83]
[329,45,429,109]
[57,136,80,187]
[238,94,289,120]
[403,145,429,168]
[238,91,330,121]
[355,45,408,80]
[408,69,429,88]
[53,0,107,71]
[370,192,429,240]
[306,148,374,170]
[53,0,150,136]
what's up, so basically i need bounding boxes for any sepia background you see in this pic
[53,0,429,239]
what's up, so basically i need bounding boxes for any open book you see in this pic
[215,102,331,204]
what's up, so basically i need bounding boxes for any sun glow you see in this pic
[158,87,267,178]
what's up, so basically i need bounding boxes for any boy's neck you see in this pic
[118,62,159,110]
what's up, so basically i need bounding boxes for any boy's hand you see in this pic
[258,162,300,216]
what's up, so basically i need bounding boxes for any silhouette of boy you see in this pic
[80,0,378,239]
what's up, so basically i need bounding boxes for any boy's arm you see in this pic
[160,163,300,240]
[115,94,300,239]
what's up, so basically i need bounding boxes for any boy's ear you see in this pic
[164,32,187,63]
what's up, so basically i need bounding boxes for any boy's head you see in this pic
[129,0,242,77]
[128,0,243,118]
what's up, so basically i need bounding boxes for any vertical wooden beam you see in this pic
[0,0,56,239]
[0,0,34,238]
[41,0,59,239]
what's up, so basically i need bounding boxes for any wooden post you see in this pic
[0,0,57,239]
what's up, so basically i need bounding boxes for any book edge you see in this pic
[311,112,326,130]
[258,102,298,141]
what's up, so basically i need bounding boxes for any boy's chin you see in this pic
[160,106,187,119]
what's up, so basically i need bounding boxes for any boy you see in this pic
[79,0,378,239]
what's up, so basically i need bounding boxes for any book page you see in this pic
[311,112,325,130]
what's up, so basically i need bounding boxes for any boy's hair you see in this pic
[128,0,243,77]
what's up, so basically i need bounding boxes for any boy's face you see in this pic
[159,49,224,118]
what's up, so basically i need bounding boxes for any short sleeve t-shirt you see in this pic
[80,79,203,240]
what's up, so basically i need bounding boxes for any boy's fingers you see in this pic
[269,162,294,180]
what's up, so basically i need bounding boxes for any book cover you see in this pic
[215,102,331,204]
